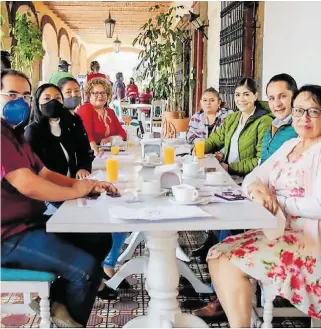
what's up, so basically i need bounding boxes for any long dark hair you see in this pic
[32,83,64,122]
[57,77,80,90]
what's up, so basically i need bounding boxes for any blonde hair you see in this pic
[85,78,112,103]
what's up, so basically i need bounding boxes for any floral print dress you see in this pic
[207,153,321,319]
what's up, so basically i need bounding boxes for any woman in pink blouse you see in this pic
[200,85,321,326]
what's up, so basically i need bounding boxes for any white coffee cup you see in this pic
[172,184,199,203]
[206,172,227,185]
[141,180,161,195]
[182,162,199,176]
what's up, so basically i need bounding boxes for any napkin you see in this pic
[109,205,210,221]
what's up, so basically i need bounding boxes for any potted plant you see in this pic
[10,10,44,79]
[133,5,190,137]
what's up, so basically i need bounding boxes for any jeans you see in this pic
[44,203,128,271]
[103,232,128,269]
[1,228,112,326]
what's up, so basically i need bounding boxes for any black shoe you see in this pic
[102,272,131,290]
[190,234,217,260]
[97,286,118,300]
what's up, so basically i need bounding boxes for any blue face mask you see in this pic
[2,97,30,126]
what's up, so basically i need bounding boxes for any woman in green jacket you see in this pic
[205,77,272,177]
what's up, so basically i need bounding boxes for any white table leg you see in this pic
[177,260,213,294]
[105,256,148,290]
[117,232,145,264]
[123,231,208,328]
[176,245,190,262]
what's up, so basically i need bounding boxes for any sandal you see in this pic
[29,298,82,327]
[192,298,225,317]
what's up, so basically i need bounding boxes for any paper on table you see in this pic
[109,205,211,221]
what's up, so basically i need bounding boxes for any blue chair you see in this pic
[1,267,56,328]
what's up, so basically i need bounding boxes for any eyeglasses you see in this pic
[0,92,33,105]
[292,107,321,118]
[91,91,107,97]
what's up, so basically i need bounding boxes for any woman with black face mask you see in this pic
[58,77,94,173]
[25,83,91,180]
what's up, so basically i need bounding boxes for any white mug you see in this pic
[141,180,161,195]
[172,184,199,203]
[182,162,199,176]
[206,172,227,185]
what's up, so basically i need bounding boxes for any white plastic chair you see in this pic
[251,280,321,328]
[146,100,166,133]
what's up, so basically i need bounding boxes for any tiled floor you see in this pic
[1,231,312,328]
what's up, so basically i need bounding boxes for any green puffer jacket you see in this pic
[205,105,273,176]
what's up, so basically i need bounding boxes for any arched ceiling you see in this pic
[43,1,173,45]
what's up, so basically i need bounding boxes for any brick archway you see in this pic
[40,15,58,36]
[58,28,70,55]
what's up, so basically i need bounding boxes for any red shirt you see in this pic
[87,73,107,82]
[1,121,46,240]
[77,103,127,143]
[139,92,153,104]
[126,84,139,98]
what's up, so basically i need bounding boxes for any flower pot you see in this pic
[162,111,189,138]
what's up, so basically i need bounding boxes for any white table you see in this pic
[47,150,277,328]
[120,103,152,121]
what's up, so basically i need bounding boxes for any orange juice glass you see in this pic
[106,159,119,182]
[195,140,205,159]
[111,146,120,155]
[163,146,175,164]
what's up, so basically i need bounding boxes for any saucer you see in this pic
[169,197,205,205]
[140,160,163,168]
[136,188,167,199]
[203,181,230,186]
[182,170,205,179]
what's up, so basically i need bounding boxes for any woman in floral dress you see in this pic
[206,85,321,327]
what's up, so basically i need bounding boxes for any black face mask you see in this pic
[40,99,64,118]
[64,96,81,110]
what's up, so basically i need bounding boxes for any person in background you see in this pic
[126,77,139,103]
[112,72,126,101]
[1,69,118,327]
[48,59,73,86]
[139,87,153,117]
[87,61,106,82]
[1,50,11,69]
[77,78,127,156]
[106,74,113,87]
[261,73,298,163]
[204,85,321,327]
[186,87,233,144]
[139,87,153,104]
[57,77,94,172]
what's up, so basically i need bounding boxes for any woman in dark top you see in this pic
[25,83,91,179]
[57,77,94,172]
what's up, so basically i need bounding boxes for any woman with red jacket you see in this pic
[77,78,127,156]
[126,77,139,103]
